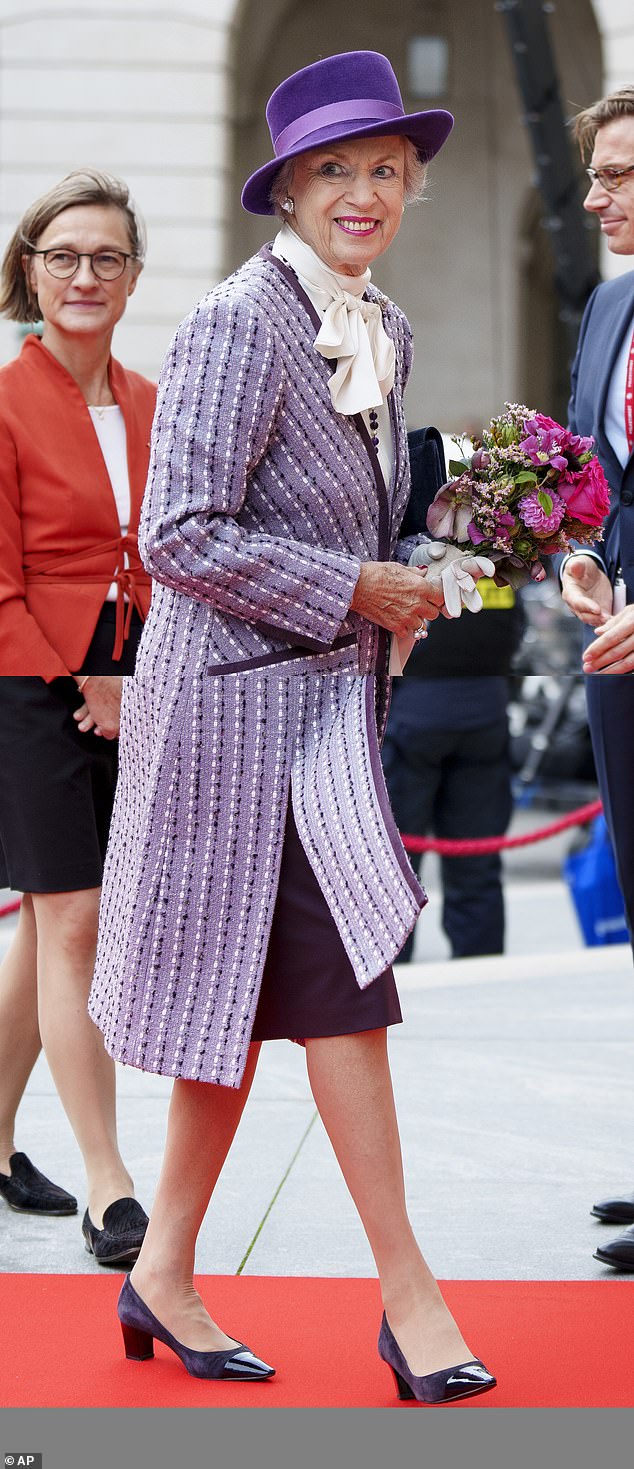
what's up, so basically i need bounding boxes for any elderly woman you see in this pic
[0,170,154,1263]
[90,52,497,1402]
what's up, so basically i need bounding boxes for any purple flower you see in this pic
[519,413,595,471]
[466,521,488,544]
[566,432,594,458]
[470,448,491,471]
[518,489,566,534]
[519,421,569,471]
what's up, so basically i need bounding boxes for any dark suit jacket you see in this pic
[568,269,634,597]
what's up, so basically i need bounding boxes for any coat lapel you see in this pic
[263,247,393,556]
[595,281,634,488]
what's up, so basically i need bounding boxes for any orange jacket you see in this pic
[0,334,156,678]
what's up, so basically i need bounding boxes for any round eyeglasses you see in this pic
[586,163,634,193]
[28,248,135,280]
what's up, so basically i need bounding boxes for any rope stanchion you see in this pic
[0,809,603,914]
[0,899,21,919]
[401,798,603,858]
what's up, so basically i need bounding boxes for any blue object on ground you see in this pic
[563,814,630,946]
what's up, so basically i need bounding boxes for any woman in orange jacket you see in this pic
[0,169,155,1261]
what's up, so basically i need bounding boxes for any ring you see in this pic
[413,621,428,641]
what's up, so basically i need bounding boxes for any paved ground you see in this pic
[2,801,633,1283]
[3,946,633,1281]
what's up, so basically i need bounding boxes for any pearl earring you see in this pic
[282,197,295,215]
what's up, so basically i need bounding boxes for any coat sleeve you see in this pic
[140,291,361,649]
[0,414,70,678]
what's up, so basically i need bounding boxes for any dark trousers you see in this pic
[585,675,634,943]
[382,715,512,959]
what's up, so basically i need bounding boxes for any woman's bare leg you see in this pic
[31,887,134,1225]
[0,897,42,1172]
[305,1028,474,1377]
[130,1043,261,1350]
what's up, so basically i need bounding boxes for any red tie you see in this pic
[626,323,634,454]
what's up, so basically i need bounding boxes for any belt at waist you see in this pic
[23,535,150,661]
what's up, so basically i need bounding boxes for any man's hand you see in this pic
[561,555,612,626]
[583,604,634,675]
[73,676,124,739]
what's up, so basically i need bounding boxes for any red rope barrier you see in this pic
[0,805,604,916]
[401,799,603,857]
[0,899,21,919]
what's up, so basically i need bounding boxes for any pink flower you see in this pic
[530,415,594,459]
[558,458,611,526]
[518,489,566,534]
[426,481,474,541]
[426,484,460,538]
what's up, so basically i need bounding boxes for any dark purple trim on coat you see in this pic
[261,246,323,333]
[363,677,427,903]
[262,245,394,677]
[207,632,357,675]
[252,617,339,653]
[262,247,393,547]
[353,411,390,559]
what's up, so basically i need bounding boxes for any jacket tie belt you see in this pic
[23,535,150,662]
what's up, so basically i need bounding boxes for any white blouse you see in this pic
[272,228,394,488]
[88,404,131,603]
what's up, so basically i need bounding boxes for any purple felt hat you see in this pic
[241,50,454,216]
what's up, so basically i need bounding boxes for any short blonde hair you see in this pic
[269,137,427,217]
[0,168,146,323]
[572,86,634,158]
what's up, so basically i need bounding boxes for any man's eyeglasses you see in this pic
[27,249,134,281]
[585,163,634,193]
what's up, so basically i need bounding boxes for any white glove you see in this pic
[408,542,495,618]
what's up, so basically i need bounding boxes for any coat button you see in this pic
[622,489,634,506]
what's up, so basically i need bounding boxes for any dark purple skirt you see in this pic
[251,801,402,1042]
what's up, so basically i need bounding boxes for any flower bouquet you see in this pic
[426,403,611,589]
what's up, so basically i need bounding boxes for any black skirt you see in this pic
[0,606,142,893]
[251,802,402,1041]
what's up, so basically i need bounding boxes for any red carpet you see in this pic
[1,1275,632,1408]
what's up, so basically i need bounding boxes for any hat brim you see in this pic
[241,109,454,215]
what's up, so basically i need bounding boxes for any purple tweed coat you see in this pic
[88,246,427,1087]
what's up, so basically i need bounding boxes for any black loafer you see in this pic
[0,1152,77,1215]
[83,1197,149,1266]
[594,1224,634,1272]
[591,1192,634,1225]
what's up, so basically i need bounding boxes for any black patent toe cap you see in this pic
[222,1350,275,1379]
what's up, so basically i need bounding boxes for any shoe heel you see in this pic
[391,1366,414,1401]
[121,1321,154,1361]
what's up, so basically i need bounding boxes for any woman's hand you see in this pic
[350,561,445,635]
[561,555,612,627]
[73,677,124,739]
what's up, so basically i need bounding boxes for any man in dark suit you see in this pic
[561,86,634,1270]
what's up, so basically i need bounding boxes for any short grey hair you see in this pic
[269,137,427,217]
